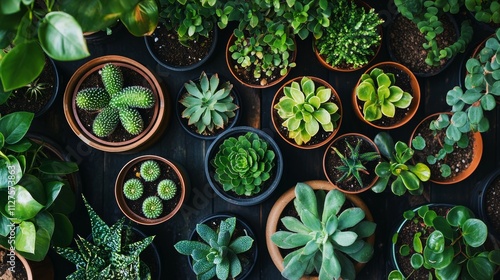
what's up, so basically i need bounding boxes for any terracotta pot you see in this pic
[352,61,420,130]
[63,55,169,153]
[271,76,343,149]
[323,133,380,194]
[265,180,375,279]
[409,112,483,184]
[0,246,33,280]
[225,33,296,88]
[115,155,188,225]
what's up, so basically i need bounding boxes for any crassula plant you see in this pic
[174,216,254,280]
[389,205,500,280]
[271,182,376,280]
[211,131,275,196]
[274,76,340,145]
[75,63,156,137]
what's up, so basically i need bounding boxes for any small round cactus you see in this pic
[140,160,161,182]
[123,178,144,200]
[142,196,163,219]
[157,179,177,200]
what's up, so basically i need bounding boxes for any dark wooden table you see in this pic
[31,1,500,279]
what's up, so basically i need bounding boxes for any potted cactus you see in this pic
[272,76,342,149]
[177,71,240,140]
[204,126,283,206]
[174,214,258,280]
[353,62,420,129]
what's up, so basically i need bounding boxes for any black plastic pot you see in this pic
[471,168,500,240]
[204,126,283,206]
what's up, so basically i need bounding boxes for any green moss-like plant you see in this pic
[123,178,144,200]
[140,160,161,182]
[157,179,177,200]
[142,196,163,219]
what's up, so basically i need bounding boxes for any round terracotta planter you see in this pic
[409,112,483,184]
[271,76,343,149]
[0,246,33,280]
[265,180,375,279]
[63,55,169,153]
[323,133,380,194]
[352,61,420,130]
[115,155,188,225]
[225,33,297,88]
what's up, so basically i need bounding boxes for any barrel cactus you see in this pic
[140,160,161,182]
[157,179,177,200]
[142,196,163,219]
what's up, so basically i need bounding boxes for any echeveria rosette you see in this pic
[211,132,276,196]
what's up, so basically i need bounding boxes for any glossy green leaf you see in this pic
[426,230,445,253]
[409,163,431,181]
[374,132,395,161]
[120,0,159,36]
[16,226,50,261]
[0,41,44,91]
[462,218,487,247]
[411,253,424,269]
[447,206,472,227]
[15,221,36,253]
[466,256,494,280]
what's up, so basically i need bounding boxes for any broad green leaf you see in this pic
[338,208,365,230]
[1,41,45,91]
[435,259,460,280]
[16,226,51,261]
[9,184,44,220]
[400,170,420,191]
[356,82,375,101]
[51,213,73,247]
[446,206,472,227]
[15,221,36,253]
[466,256,494,280]
[409,163,431,181]
[411,253,424,269]
[462,218,487,247]
[426,231,445,253]
[120,0,159,36]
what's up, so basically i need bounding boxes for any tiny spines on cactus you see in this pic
[110,86,155,109]
[75,88,110,110]
[140,160,161,182]
[119,107,144,135]
[157,179,177,200]
[92,107,120,137]
[101,63,123,96]
[123,178,144,200]
[142,196,163,219]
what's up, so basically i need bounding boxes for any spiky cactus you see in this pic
[157,179,177,200]
[123,178,144,200]
[142,196,163,219]
[140,160,161,182]
[75,63,156,137]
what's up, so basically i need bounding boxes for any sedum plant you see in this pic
[174,216,254,280]
[315,0,383,69]
[274,76,340,145]
[389,205,500,280]
[271,182,376,280]
[355,67,413,122]
[465,0,500,24]
[372,132,430,196]
[55,196,155,279]
[211,132,276,196]
[75,63,156,137]
[179,72,239,135]
[140,160,161,182]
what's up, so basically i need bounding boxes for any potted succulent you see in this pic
[177,71,240,140]
[115,155,187,225]
[266,181,376,280]
[352,62,420,129]
[272,76,342,149]
[388,0,474,76]
[55,196,161,279]
[0,245,33,280]
[322,133,381,194]
[0,111,79,262]
[389,204,500,279]
[314,0,383,72]
[63,55,169,153]
[465,0,500,26]
[174,214,257,280]
[204,126,283,206]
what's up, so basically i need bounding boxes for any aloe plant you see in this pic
[271,182,376,280]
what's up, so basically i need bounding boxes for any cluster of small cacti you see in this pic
[75,63,156,137]
[122,159,178,219]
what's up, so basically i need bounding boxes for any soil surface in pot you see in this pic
[0,248,28,280]
[485,175,500,238]
[76,66,155,143]
[148,24,214,67]
[388,15,456,75]
[356,65,413,127]
[324,135,379,192]
[123,160,182,219]
[412,117,475,182]
[0,57,56,116]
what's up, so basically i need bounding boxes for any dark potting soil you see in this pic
[148,24,214,67]
[388,15,456,75]
[411,116,475,181]
[0,248,28,280]
[324,135,379,192]
[485,175,500,238]
[123,160,181,219]
[356,65,413,127]
[76,66,155,143]
[0,57,56,116]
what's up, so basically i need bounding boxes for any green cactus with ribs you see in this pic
[76,63,156,137]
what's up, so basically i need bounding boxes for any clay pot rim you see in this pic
[0,245,33,280]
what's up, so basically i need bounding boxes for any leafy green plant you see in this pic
[465,0,500,24]
[142,196,163,219]
[271,182,376,280]
[355,67,413,122]
[75,63,156,138]
[55,196,155,279]
[394,0,473,67]
[330,138,380,188]
[140,160,161,182]
[174,216,254,280]
[274,76,340,145]
[211,131,276,196]
[389,205,500,280]
[0,111,78,261]
[123,178,144,200]
[372,132,430,196]
[179,72,239,135]
[157,179,177,200]
[315,0,383,69]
